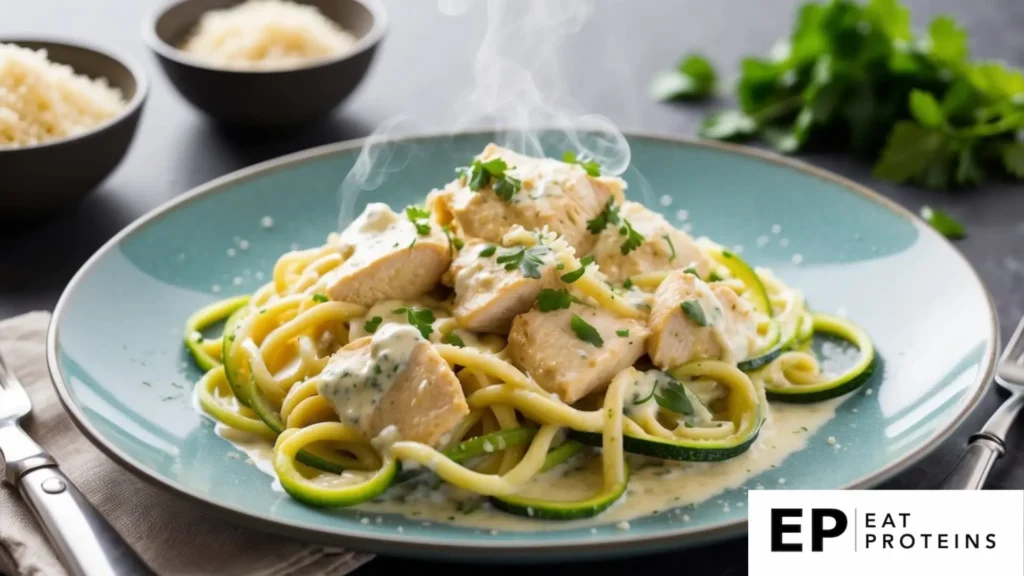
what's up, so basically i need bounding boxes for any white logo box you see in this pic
[748,490,1024,576]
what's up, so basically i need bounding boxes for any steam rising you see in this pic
[448,0,631,175]
[337,0,634,229]
[336,115,420,231]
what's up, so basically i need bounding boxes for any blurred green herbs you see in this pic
[652,0,1024,190]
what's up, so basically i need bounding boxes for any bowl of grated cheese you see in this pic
[0,39,147,219]
[144,0,387,127]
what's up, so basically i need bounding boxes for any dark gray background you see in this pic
[2,0,1022,573]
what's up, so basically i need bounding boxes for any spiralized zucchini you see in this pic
[183,182,876,523]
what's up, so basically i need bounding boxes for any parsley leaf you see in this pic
[908,90,946,129]
[312,293,328,303]
[461,158,509,191]
[623,277,633,289]
[461,157,521,201]
[926,15,968,66]
[562,151,602,177]
[618,219,644,255]
[681,300,709,327]
[405,205,431,235]
[442,332,466,348]
[920,205,966,239]
[699,110,758,141]
[1003,143,1024,178]
[495,245,549,279]
[873,121,951,186]
[683,266,701,279]
[586,199,621,234]
[441,225,463,256]
[655,381,694,416]
[537,289,574,312]
[570,314,604,347]
[616,329,630,337]
[492,175,521,201]
[560,256,595,283]
[392,307,435,339]
[650,54,717,101]
[364,316,383,333]
[478,245,497,258]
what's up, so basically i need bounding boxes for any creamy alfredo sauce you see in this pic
[316,323,423,431]
[216,396,843,531]
[327,203,419,279]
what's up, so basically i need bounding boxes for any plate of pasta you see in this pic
[47,131,997,560]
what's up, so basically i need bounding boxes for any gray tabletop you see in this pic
[3,0,1023,573]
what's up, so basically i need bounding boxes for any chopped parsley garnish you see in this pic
[618,219,644,255]
[559,256,595,284]
[683,266,701,279]
[562,150,602,177]
[623,277,633,289]
[920,205,966,239]
[633,386,656,405]
[681,299,709,326]
[536,289,576,312]
[492,175,522,201]
[496,245,549,279]
[392,307,435,339]
[441,225,463,256]
[663,234,676,261]
[312,293,328,303]
[616,329,630,337]
[655,380,694,416]
[570,314,604,347]
[456,499,483,515]
[460,157,521,201]
[442,332,466,348]
[363,316,383,333]
[405,205,431,236]
[374,364,383,375]
[707,271,724,282]
[586,198,621,234]
[478,245,497,258]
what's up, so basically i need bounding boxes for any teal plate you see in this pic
[47,132,998,562]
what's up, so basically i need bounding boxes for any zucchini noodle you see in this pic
[182,147,877,524]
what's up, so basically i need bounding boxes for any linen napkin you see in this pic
[0,312,374,576]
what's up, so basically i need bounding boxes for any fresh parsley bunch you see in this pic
[655,0,1024,191]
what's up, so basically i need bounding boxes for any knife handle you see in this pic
[19,465,154,576]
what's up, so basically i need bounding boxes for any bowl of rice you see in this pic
[0,39,147,219]
[144,0,387,127]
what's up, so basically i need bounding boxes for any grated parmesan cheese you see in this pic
[0,43,126,148]
[180,0,359,70]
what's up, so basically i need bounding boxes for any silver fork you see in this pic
[0,350,153,576]
[940,313,1024,490]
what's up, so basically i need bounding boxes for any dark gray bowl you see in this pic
[0,39,147,220]
[144,0,386,128]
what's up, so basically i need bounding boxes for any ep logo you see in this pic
[770,508,848,552]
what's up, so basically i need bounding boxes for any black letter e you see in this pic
[771,508,802,552]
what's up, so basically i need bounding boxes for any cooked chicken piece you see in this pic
[646,271,760,369]
[428,143,624,254]
[317,324,469,447]
[446,240,559,334]
[323,203,451,307]
[589,201,709,283]
[507,303,648,404]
